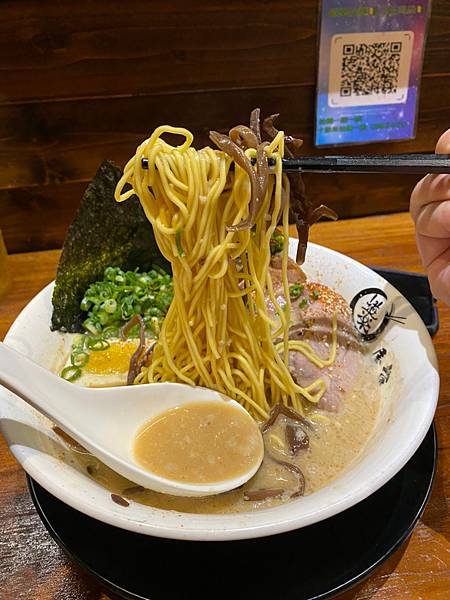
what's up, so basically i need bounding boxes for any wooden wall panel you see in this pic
[1,1,317,102]
[0,182,83,253]
[1,77,448,191]
[1,173,419,254]
[0,0,449,253]
[1,1,449,104]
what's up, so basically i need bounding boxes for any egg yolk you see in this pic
[84,340,139,375]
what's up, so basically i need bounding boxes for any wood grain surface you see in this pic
[0,212,449,599]
[1,1,448,103]
[1,0,450,253]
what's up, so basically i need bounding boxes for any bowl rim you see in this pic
[0,241,440,541]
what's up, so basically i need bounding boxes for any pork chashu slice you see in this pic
[268,256,364,412]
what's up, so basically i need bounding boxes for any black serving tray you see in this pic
[372,267,439,336]
[27,268,439,600]
[27,423,437,600]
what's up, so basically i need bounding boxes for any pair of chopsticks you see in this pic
[141,154,450,174]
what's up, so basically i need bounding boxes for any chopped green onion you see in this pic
[103,298,117,314]
[86,337,110,351]
[79,266,173,337]
[80,297,91,312]
[175,229,185,257]
[289,284,304,299]
[71,333,87,351]
[270,229,284,255]
[102,325,119,339]
[61,365,82,382]
[71,350,89,368]
[299,297,308,309]
[311,290,320,300]
[83,319,100,335]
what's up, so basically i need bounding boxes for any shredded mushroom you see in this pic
[211,109,337,263]
[249,107,262,144]
[262,112,337,264]
[120,314,148,385]
[244,488,285,502]
[209,130,266,232]
[261,403,312,434]
[244,404,311,501]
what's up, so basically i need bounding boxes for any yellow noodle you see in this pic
[276,312,338,369]
[115,125,337,418]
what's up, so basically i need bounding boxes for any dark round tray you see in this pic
[27,423,437,600]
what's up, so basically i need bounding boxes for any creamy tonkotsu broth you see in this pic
[64,355,380,515]
[133,401,263,484]
[48,112,388,517]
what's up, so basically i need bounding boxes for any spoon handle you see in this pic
[0,342,72,427]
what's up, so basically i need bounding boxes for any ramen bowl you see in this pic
[0,240,439,541]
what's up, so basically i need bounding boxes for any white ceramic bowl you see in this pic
[0,240,439,541]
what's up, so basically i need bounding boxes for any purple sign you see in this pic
[315,1,431,146]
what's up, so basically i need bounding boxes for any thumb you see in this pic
[435,129,450,154]
[411,130,450,222]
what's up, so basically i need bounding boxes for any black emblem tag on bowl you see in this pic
[350,288,407,341]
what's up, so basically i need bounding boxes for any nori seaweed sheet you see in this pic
[51,160,170,332]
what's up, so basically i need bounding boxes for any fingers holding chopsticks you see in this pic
[411,129,450,224]
[410,129,450,304]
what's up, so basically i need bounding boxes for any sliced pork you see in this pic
[268,258,364,412]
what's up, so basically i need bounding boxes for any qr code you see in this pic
[340,41,402,96]
[328,31,414,107]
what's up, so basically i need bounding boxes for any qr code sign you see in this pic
[329,31,414,107]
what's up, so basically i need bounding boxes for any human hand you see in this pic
[410,129,450,304]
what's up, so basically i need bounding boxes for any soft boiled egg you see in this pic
[61,337,149,387]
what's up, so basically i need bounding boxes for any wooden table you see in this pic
[0,212,449,599]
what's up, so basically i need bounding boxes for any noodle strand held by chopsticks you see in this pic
[115,122,336,419]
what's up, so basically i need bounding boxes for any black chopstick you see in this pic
[281,154,450,174]
[141,154,450,175]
